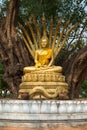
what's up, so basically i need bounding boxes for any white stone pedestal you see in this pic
[0,100,87,127]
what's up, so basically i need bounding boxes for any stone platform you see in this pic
[0,100,87,128]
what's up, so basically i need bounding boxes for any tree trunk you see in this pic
[66,45,87,99]
[0,0,33,98]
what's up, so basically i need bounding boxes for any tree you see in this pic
[0,0,87,98]
[0,0,33,97]
[67,45,87,98]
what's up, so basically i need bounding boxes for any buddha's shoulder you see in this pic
[48,48,52,51]
[35,49,41,53]
[44,48,52,52]
[47,48,52,53]
[35,48,52,53]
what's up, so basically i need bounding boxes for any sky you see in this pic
[0,0,2,4]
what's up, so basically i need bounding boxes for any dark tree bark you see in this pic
[66,45,87,99]
[0,0,33,97]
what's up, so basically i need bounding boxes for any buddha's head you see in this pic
[41,35,48,48]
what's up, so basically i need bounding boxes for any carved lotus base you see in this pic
[18,69,69,99]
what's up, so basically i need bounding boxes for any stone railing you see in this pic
[0,100,87,127]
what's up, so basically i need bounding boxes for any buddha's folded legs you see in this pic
[23,66,63,73]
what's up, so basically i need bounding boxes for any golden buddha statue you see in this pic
[18,14,76,99]
[35,35,52,67]
[24,34,62,73]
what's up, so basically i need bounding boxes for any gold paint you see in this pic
[18,15,76,99]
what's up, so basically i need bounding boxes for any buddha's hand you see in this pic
[35,62,42,68]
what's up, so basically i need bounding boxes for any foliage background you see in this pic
[0,0,87,98]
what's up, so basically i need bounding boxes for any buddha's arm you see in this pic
[48,53,54,67]
[35,51,41,67]
[35,51,38,64]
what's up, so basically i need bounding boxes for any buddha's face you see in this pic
[41,36,48,48]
